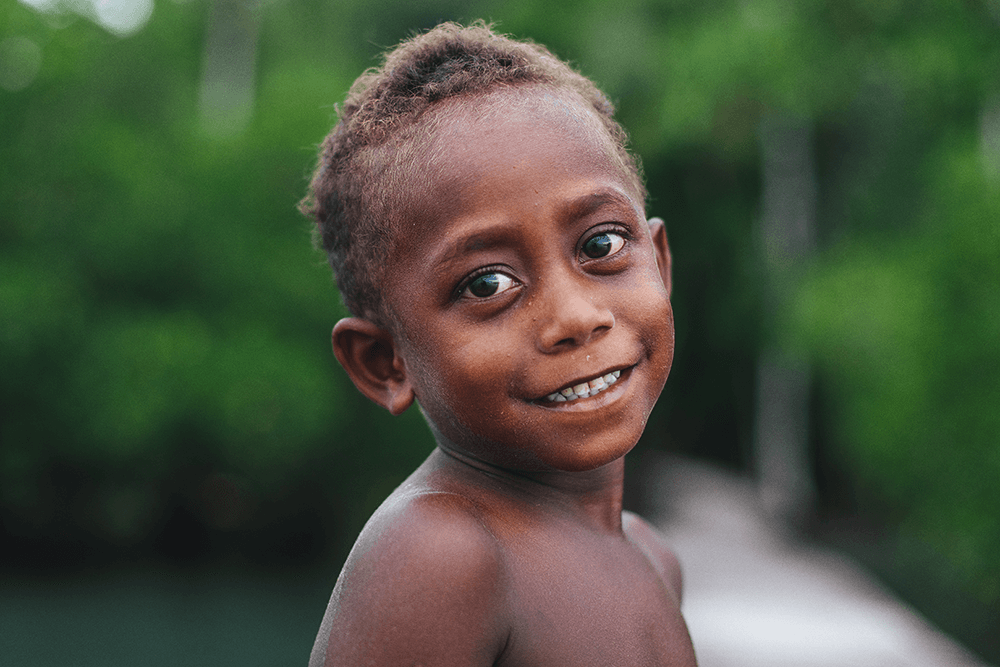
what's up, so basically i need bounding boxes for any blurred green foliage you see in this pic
[793,141,1000,599]
[1,0,998,655]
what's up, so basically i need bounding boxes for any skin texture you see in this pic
[314,87,697,666]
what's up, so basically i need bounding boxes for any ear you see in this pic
[331,317,415,415]
[647,216,672,298]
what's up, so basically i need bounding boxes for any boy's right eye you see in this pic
[461,271,517,299]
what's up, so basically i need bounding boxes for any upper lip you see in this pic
[531,364,633,401]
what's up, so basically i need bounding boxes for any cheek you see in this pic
[628,275,674,346]
[660,308,675,381]
[654,304,675,378]
[403,326,517,429]
[623,278,674,398]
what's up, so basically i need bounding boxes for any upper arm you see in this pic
[312,494,508,667]
[622,510,683,604]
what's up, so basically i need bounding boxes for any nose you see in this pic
[535,277,615,353]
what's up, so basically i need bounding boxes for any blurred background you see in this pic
[1,0,998,664]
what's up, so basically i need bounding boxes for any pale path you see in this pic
[644,455,992,667]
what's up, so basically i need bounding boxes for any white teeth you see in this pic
[543,370,625,404]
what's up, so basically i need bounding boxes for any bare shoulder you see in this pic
[622,510,684,603]
[310,491,508,667]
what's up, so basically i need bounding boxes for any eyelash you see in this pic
[454,225,633,300]
[578,225,631,261]
[455,265,518,300]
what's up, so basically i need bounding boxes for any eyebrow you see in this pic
[433,228,514,271]
[560,188,636,220]
[433,187,637,270]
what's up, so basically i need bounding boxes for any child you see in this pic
[300,22,696,666]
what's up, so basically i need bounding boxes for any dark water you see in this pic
[1,568,331,667]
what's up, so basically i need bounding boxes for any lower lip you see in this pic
[534,366,634,412]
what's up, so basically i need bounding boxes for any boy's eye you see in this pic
[581,231,626,260]
[463,272,516,298]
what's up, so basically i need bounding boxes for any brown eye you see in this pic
[464,272,516,298]
[581,232,625,259]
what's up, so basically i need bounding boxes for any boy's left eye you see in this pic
[581,231,626,260]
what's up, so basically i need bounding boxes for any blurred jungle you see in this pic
[1,0,998,663]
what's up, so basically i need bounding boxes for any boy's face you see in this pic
[383,87,674,473]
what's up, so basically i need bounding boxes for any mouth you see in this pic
[535,366,631,405]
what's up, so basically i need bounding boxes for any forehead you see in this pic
[380,87,644,321]
[390,86,640,233]
[424,87,630,189]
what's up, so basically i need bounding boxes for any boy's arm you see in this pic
[311,493,508,667]
[621,510,684,604]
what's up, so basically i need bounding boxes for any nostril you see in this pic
[550,323,610,350]
[535,293,616,352]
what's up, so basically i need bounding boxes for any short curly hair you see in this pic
[300,21,645,326]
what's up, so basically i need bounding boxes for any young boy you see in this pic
[301,22,697,666]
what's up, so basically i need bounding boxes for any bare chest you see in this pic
[495,534,697,667]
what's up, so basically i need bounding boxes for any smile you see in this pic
[543,369,622,403]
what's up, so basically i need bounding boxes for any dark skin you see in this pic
[311,87,698,666]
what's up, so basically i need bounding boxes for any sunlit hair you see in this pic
[300,21,645,326]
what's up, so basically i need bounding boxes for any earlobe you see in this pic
[331,318,415,415]
[648,217,672,298]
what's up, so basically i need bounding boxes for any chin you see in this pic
[544,430,643,472]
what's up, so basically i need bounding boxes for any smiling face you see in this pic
[382,86,674,473]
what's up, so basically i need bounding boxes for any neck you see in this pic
[430,444,626,533]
